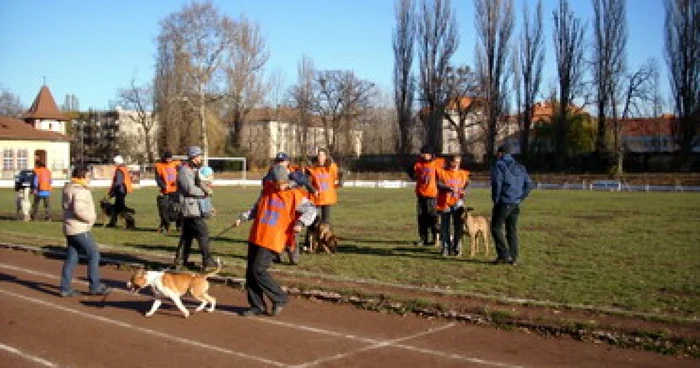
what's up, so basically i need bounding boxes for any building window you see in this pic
[16,149,28,169]
[3,148,14,171]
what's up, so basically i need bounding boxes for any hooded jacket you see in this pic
[491,154,533,205]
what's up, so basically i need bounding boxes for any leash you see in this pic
[212,224,235,238]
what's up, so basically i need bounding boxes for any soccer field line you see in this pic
[0,261,524,367]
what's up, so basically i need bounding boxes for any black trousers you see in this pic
[175,217,212,265]
[416,196,438,244]
[440,206,465,255]
[31,195,51,220]
[490,203,521,261]
[246,243,287,312]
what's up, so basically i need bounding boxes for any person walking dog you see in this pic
[233,164,317,317]
[490,144,534,266]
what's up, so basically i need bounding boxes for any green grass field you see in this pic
[1,186,698,319]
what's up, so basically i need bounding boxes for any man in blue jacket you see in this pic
[490,144,534,266]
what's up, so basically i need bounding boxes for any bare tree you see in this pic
[664,0,699,166]
[393,0,417,159]
[289,55,317,162]
[224,15,269,152]
[154,1,235,163]
[417,0,459,153]
[0,88,24,117]
[117,78,158,164]
[516,0,545,162]
[474,0,514,161]
[613,59,659,174]
[313,70,376,159]
[552,0,586,167]
[442,65,482,155]
[592,0,628,155]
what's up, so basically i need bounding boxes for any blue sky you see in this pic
[0,0,669,112]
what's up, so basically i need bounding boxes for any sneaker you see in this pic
[271,303,285,316]
[89,285,111,296]
[240,308,265,317]
[60,290,79,298]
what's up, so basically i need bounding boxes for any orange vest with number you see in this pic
[33,167,52,191]
[248,188,307,253]
[155,161,179,194]
[112,165,133,194]
[413,157,445,198]
[306,163,339,206]
[436,169,470,211]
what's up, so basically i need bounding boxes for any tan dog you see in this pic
[126,259,222,318]
[463,207,491,257]
[309,222,338,254]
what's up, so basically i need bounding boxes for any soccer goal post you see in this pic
[172,155,248,183]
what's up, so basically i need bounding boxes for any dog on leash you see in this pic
[309,222,338,254]
[126,259,222,318]
[16,187,31,222]
[99,198,136,229]
[463,207,491,257]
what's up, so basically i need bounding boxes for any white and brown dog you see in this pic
[126,259,222,318]
[16,187,31,222]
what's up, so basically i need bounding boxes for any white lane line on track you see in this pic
[0,342,58,367]
[0,262,524,367]
[291,322,456,368]
[0,288,286,367]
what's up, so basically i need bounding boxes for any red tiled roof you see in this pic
[621,116,674,137]
[0,116,72,141]
[23,85,69,121]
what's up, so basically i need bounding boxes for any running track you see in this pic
[0,248,695,367]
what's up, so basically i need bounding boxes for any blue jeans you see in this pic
[60,232,102,293]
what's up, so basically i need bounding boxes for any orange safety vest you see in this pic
[413,157,445,198]
[33,167,52,191]
[155,161,179,194]
[306,163,339,206]
[112,165,133,194]
[248,188,307,253]
[436,168,470,211]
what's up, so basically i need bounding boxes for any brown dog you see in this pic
[309,222,338,254]
[126,259,222,318]
[463,207,491,257]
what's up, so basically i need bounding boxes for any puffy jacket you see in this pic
[62,181,96,236]
[177,161,207,218]
[491,154,534,205]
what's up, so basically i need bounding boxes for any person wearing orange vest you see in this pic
[107,155,133,228]
[233,164,317,317]
[261,152,316,265]
[304,148,341,250]
[410,146,445,246]
[436,154,470,256]
[154,150,181,233]
[31,160,52,221]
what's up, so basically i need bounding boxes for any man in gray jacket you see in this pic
[173,146,216,270]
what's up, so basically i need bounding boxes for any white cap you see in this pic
[113,155,124,165]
